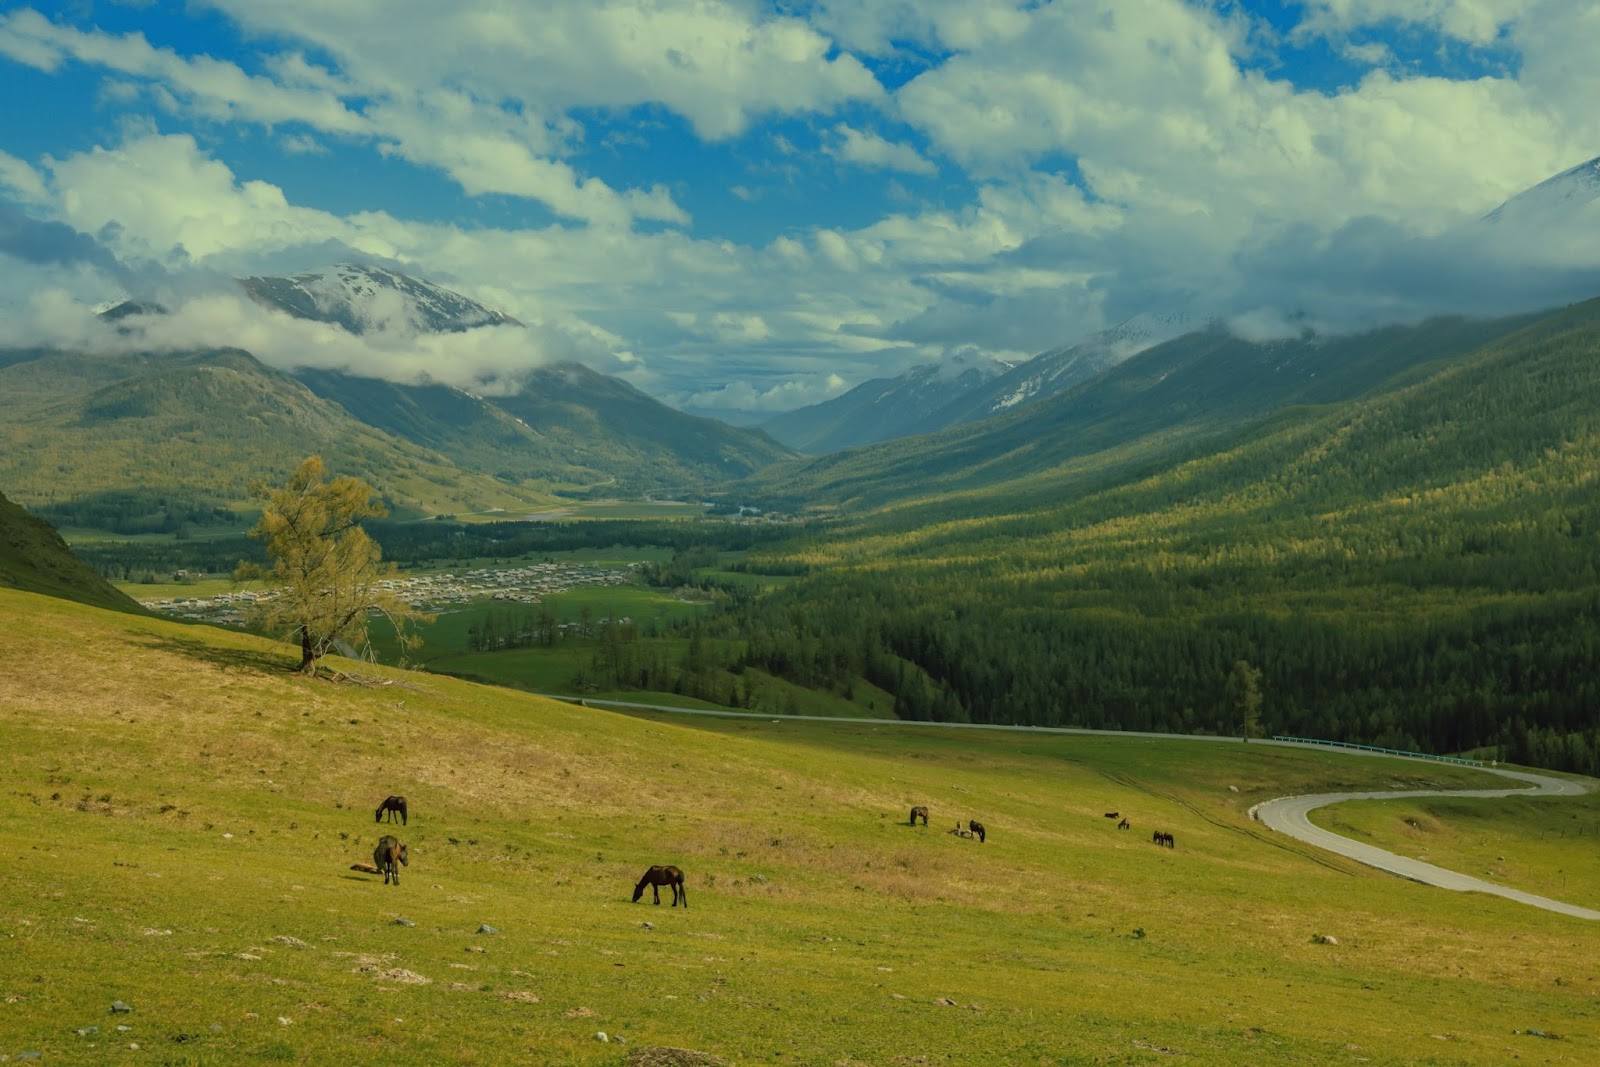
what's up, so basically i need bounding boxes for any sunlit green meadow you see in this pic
[2,587,1597,1065]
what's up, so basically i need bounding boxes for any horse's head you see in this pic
[632,882,646,902]
[398,844,409,867]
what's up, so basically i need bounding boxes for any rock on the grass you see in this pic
[109,1000,133,1014]
[477,924,499,935]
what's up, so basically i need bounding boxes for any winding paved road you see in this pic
[555,697,1599,919]
[1251,764,1600,920]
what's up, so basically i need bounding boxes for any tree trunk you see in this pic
[299,628,318,675]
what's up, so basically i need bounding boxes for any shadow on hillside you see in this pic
[135,631,294,676]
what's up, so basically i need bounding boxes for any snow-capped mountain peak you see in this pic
[238,263,523,335]
[1481,155,1600,227]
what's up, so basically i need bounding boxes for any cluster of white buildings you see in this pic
[140,560,638,625]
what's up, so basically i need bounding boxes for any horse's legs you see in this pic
[652,883,661,904]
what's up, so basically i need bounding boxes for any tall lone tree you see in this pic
[1227,659,1265,741]
[237,456,426,675]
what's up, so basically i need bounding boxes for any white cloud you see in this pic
[1291,1,1536,45]
[685,373,851,414]
[201,0,883,138]
[0,149,46,201]
[825,124,937,176]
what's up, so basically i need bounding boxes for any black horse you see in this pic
[909,805,929,826]
[1118,818,1130,830]
[633,865,687,907]
[969,820,986,844]
[375,835,409,885]
[1152,831,1174,848]
[375,795,408,826]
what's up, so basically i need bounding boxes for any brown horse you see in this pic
[909,805,929,826]
[375,795,408,826]
[1117,818,1130,830]
[968,820,986,844]
[375,835,409,885]
[632,865,687,907]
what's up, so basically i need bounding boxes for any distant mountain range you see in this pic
[760,154,1600,457]
[735,310,1545,510]
[0,264,794,533]
[760,352,1013,453]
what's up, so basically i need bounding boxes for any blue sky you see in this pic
[2,1,1599,415]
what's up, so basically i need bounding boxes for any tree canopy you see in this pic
[237,456,426,674]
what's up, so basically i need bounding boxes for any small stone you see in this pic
[77,1026,101,1037]
[641,921,655,931]
[110,1000,134,1014]
[935,997,957,1006]
[477,924,499,935]
[464,945,486,953]
[595,1032,610,1043]
[128,1043,140,1050]
[116,1025,131,1032]
[393,918,416,927]
[278,1017,292,1026]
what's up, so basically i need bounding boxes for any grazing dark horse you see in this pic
[1152,831,1174,848]
[1118,818,1130,830]
[375,795,408,826]
[633,865,687,907]
[1103,811,1120,819]
[968,820,986,844]
[909,805,929,826]
[375,835,408,885]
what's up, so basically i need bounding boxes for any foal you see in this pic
[909,805,930,826]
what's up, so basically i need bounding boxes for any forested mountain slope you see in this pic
[0,347,552,531]
[706,296,1600,772]
[739,311,1542,511]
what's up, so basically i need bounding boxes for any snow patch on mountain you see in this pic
[238,263,523,336]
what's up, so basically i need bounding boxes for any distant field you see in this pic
[2,586,1597,1065]
[447,500,711,523]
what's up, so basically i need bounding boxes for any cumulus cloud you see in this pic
[8,0,1600,419]
[0,283,622,394]
[0,201,136,286]
[825,124,938,175]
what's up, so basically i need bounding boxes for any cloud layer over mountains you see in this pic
[3,2,1600,411]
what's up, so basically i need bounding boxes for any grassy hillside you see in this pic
[1,586,1596,1065]
[0,347,557,530]
[0,490,143,613]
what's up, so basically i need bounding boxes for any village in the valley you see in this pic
[138,560,639,626]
